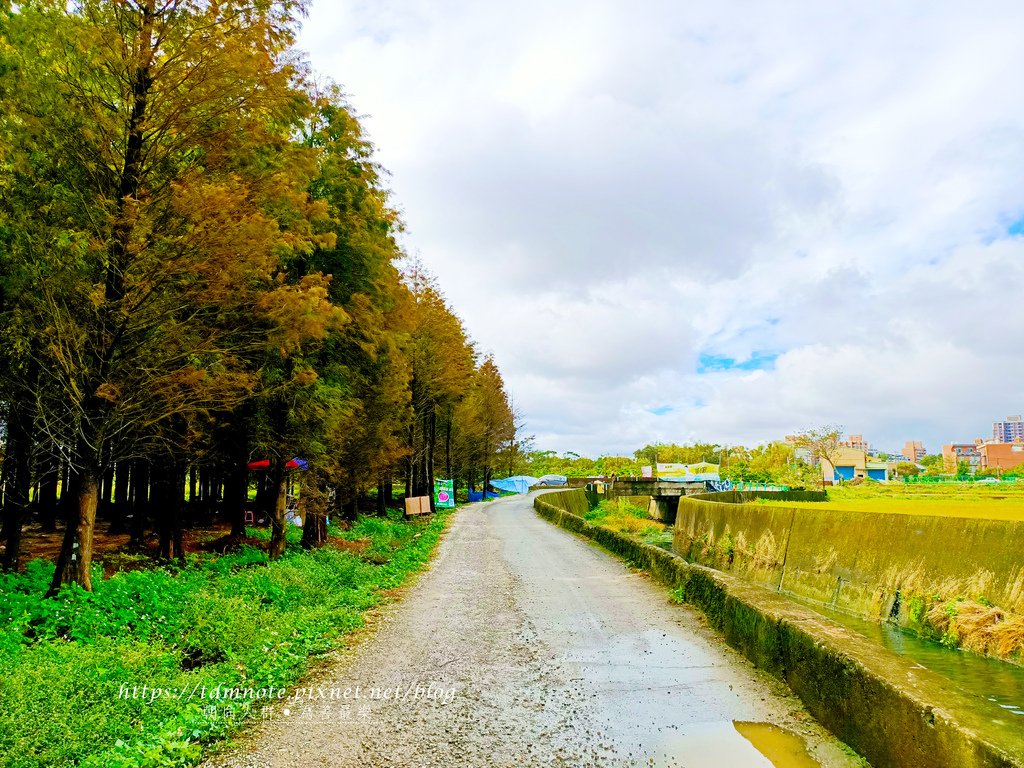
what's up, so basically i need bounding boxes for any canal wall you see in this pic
[535,488,1024,768]
[673,492,1024,622]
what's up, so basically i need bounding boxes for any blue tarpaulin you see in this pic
[490,476,539,494]
[467,490,501,502]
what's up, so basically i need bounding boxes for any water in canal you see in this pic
[795,598,1024,726]
[656,527,1024,725]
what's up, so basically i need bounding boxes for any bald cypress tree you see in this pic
[2,0,337,589]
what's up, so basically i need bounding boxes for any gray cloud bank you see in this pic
[299,0,1024,456]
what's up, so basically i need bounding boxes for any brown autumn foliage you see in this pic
[0,1,522,586]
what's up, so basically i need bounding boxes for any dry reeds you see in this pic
[991,615,1024,658]
[924,600,1024,658]
[603,513,663,537]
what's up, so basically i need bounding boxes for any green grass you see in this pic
[584,498,666,538]
[0,509,450,768]
[754,482,1024,520]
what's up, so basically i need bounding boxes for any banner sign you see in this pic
[434,479,455,509]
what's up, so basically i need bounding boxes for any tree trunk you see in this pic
[376,477,391,516]
[226,462,249,541]
[129,459,149,548]
[301,510,326,548]
[342,493,358,522]
[156,464,186,563]
[109,461,130,534]
[99,463,115,521]
[226,423,250,541]
[411,411,429,499]
[405,420,415,499]
[427,410,437,512]
[444,412,453,480]
[202,468,215,518]
[47,474,78,596]
[60,462,75,518]
[37,451,60,533]
[1,399,31,572]
[105,0,154,304]
[48,467,99,594]
[267,459,288,559]
[301,478,327,549]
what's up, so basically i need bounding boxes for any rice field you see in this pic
[755,481,1024,521]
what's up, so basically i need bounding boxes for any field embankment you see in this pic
[676,489,1024,663]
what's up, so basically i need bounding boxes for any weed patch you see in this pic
[583,498,667,543]
[0,509,449,768]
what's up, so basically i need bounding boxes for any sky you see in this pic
[297,1,1024,457]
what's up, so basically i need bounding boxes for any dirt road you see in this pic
[207,493,864,767]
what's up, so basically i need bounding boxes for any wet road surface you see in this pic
[207,493,865,767]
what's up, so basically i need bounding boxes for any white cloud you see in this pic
[298,0,1024,456]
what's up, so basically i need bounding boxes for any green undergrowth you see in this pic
[584,497,665,539]
[0,509,450,768]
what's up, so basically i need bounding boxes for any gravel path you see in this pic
[204,493,865,767]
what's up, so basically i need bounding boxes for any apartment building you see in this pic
[941,441,982,472]
[901,440,926,462]
[977,442,1024,473]
[840,434,869,452]
[993,416,1024,443]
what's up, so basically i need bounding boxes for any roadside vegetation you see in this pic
[0,510,449,768]
[583,498,670,548]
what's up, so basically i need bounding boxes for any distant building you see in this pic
[865,461,891,481]
[993,416,1024,443]
[977,442,1024,473]
[941,441,982,472]
[901,440,926,462]
[840,434,869,452]
[821,447,891,483]
[784,435,816,465]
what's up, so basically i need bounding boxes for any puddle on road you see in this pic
[734,722,822,767]
[648,721,821,768]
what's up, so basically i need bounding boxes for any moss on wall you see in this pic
[536,488,591,518]
[673,493,1024,661]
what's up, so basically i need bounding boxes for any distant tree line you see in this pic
[0,0,518,591]
[521,441,819,487]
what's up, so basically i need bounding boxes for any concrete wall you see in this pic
[535,490,1024,768]
[647,498,677,524]
[673,491,1024,621]
[535,487,590,517]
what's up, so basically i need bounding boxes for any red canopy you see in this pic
[246,458,309,471]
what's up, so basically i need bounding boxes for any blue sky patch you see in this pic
[1009,216,1024,236]
[698,351,779,374]
[648,405,674,416]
